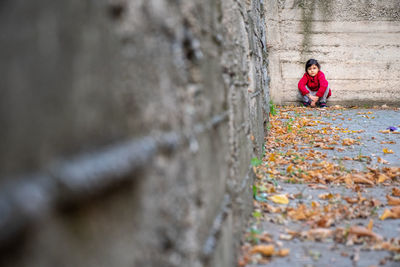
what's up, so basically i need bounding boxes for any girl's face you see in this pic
[307,64,319,77]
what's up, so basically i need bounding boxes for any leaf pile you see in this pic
[240,106,400,266]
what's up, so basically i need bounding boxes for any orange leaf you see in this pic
[380,209,393,220]
[367,219,373,231]
[392,187,400,197]
[308,184,328,190]
[303,228,333,240]
[342,138,355,146]
[276,248,290,257]
[386,195,400,206]
[286,164,293,173]
[380,206,400,220]
[378,173,390,183]
[311,201,319,208]
[348,226,382,240]
[352,174,375,185]
[251,245,275,256]
[343,197,358,204]
[268,153,276,162]
[377,157,390,164]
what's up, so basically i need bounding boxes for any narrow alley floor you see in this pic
[239,106,400,267]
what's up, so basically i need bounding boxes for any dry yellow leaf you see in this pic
[303,228,333,240]
[276,248,290,257]
[392,187,400,197]
[318,193,335,200]
[343,197,358,204]
[286,164,293,172]
[383,148,394,154]
[380,206,400,220]
[377,157,390,164]
[268,153,276,162]
[288,205,307,220]
[352,174,375,185]
[250,245,275,256]
[344,175,353,186]
[342,138,355,146]
[311,201,319,208]
[349,225,382,240]
[386,195,400,206]
[380,209,394,220]
[269,194,289,204]
[367,219,374,231]
[377,173,390,183]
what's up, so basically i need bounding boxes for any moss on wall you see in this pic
[295,0,316,60]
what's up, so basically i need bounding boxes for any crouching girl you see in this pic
[298,59,331,108]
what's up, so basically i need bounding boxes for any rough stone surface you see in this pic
[0,1,269,266]
[264,0,400,106]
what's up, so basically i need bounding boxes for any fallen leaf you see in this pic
[367,219,373,231]
[302,228,333,240]
[380,206,400,220]
[379,242,400,253]
[316,217,334,228]
[276,248,290,257]
[342,138,356,146]
[383,148,394,154]
[311,201,319,208]
[279,234,294,240]
[308,184,328,190]
[352,174,374,185]
[268,153,276,162]
[319,193,334,200]
[251,245,275,256]
[262,203,282,213]
[269,194,289,204]
[378,173,390,183]
[343,197,358,204]
[348,226,382,240]
[386,195,400,206]
[286,164,293,173]
[377,157,390,164]
[381,141,396,144]
[393,187,400,197]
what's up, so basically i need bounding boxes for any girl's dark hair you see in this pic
[305,59,320,72]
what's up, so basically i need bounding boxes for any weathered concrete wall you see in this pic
[265,0,400,106]
[0,0,268,267]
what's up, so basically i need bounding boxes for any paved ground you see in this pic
[240,106,400,267]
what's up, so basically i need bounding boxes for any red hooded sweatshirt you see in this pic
[298,71,331,98]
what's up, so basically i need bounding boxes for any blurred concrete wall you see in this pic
[265,0,400,106]
[0,0,269,266]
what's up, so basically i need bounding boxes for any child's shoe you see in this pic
[303,100,311,107]
[319,102,327,108]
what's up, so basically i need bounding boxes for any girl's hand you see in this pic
[310,95,319,102]
[310,101,316,108]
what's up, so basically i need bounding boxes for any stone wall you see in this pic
[265,0,400,106]
[0,0,269,266]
